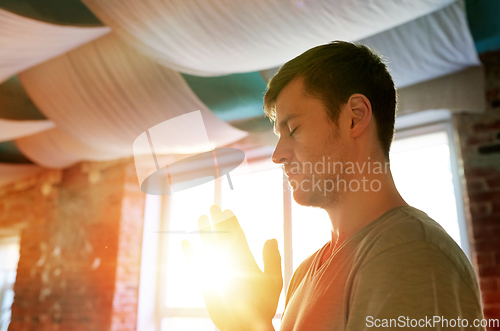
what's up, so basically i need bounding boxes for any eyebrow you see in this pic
[273,113,302,136]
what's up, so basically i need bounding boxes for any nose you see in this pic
[272,137,292,165]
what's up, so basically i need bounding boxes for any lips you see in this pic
[285,171,300,180]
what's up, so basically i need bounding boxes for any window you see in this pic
[155,162,286,330]
[391,110,469,256]
[0,236,20,331]
[137,110,469,330]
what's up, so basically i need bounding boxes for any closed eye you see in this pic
[289,127,298,137]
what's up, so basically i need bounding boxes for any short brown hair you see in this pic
[263,41,397,160]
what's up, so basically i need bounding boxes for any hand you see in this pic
[182,205,282,331]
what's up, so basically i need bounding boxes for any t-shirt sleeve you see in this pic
[346,241,485,331]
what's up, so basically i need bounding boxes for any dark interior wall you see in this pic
[454,49,500,329]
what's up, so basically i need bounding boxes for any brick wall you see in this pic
[0,159,145,331]
[454,49,500,329]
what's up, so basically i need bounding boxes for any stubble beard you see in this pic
[290,119,347,209]
[291,171,348,209]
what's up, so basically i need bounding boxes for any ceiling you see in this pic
[0,0,497,174]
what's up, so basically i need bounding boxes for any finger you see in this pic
[223,213,252,256]
[222,209,243,237]
[210,205,231,242]
[219,209,260,269]
[263,239,283,290]
[198,215,215,248]
[209,204,223,223]
[222,208,235,220]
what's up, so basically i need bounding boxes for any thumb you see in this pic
[262,239,283,289]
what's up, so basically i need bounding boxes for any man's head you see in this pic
[264,41,397,160]
[266,41,397,208]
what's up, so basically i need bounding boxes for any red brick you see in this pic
[480,265,500,278]
[492,201,500,214]
[465,167,499,179]
[473,227,491,241]
[468,179,489,193]
[484,292,500,305]
[471,202,493,218]
[484,306,500,319]
[481,278,499,292]
[470,191,500,204]
[467,135,495,146]
[476,241,500,254]
[473,214,500,227]
[1,159,145,331]
[488,178,500,189]
[478,253,496,266]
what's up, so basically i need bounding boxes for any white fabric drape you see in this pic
[0,9,110,83]
[17,33,247,168]
[0,0,483,174]
[359,0,480,88]
[16,127,126,168]
[260,1,479,89]
[81,0,455,76]
[0,119,54,142]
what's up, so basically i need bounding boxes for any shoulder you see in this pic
[359,206,468,269]
[353,206,481,303]
[346,207,484,325]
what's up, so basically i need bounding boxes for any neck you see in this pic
[324,166,408,252]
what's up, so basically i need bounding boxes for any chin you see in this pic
[292,188,329,208]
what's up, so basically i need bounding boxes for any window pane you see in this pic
[220,168,284,270]
[164,178,215,308]
[390,131,462,246]
[0,237,20,331]
[220,166,286,312]
[291,202,331,272]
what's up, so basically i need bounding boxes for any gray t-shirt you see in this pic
[280,206,485,330]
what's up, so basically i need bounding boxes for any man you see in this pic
[182,41,485,331]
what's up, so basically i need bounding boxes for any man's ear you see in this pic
[347,94,372,138]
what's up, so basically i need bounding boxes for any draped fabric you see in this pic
[17,33,247,168]
[0,119,54,142]
[0,9,109,83]
[81,0,456,76]
[258,1,480,89]
[359,0,480,88]
[16,127,126,168]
